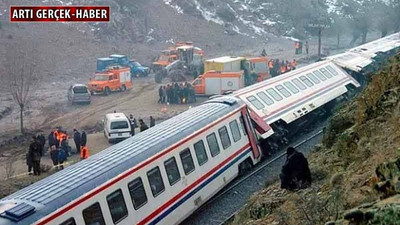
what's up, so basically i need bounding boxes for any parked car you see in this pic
[67,84,91,104]
[103,113,132,143]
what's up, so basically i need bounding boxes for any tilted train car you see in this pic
[234,60,360,152]
[0,97,263,225]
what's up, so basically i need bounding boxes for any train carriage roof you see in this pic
[0,97,242,225]
[328,32,400,72]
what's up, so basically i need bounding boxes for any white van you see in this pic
[103,113,132,143]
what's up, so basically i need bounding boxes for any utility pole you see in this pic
[318,28,322,57]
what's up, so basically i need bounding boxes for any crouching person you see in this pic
[280,147,312,190]
[50,145,59,168]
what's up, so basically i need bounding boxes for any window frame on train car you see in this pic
[299,76,314,87]
[164,157,181,185]
[275,85,292,97]
[312,70,327,81]
[106,189,128,224]
[60,218,76,225]
[266,88,283,101]
[82,202,106,225]
[283,81,299,94]
[239,116,248,136]
[180,148,196,175]
[246,95,265,110]
[319,68,333,78]
[206,133,221,157]
[306,73,321,84]
[256,91,274,105]
[147,166,165,197]
[229,120,242,142]
[127,177,148,210]
[194,140,208,166]
[292,78,307,90]
[218,126,232,150]
[326,65,339,76]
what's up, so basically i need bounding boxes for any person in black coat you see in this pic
[29,136,42,176]
[129,115,135,136]
[150,116,155,127]
[280,147,311,190]
[26,152,33,174]
[81,131,87,147]
[48,131,56,148]
[37,134,46,155]
[139,119,149,132]
[73,129,81,154]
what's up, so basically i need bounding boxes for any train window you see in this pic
[128,178,147,209]
[82,203,106,225]
[164,157,181,185]
[218,126,232,149]
[283,81,299,94]
[266,88,283,101]
[299,76,314,87]
[229,120,241,142]
[106,189,128,224]
[147,167,165,197]
[239,116,247,136]
[194,140,208,166]
[60,218,76,225]
[180,148,195,175]
[207,133,221,157]
[246,96,264,110]
[292,78,307,90]
[306,73,320,84]
[319,68,333,78]
[313,70,327,81]
[276,85,291,97]
[326,65,339,76]
[256,91,274,105]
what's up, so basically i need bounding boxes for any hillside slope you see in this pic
[230,53,400,225]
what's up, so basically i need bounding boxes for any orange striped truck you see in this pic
[192,70,244,96]
[88,66,132,96]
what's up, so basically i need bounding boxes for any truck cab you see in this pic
[129,60,150,77]
[96,58,116,72]
[88,66,132,96]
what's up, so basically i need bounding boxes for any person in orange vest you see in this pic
[292,59,297,70]
[295,41,300,54]
[268,60,275,76]
[80,145,90,159]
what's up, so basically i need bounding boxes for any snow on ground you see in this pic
[194,0,224,25]
[163,0,184,14]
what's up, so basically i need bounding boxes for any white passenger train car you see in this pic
[234,60,360,126]
[0,97,262,225]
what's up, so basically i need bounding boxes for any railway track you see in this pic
[181,127,325,225]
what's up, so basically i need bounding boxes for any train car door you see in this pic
[241,108,261,159]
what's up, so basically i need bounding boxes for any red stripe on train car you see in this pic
[36,107,245,225]
[138,143,251,225]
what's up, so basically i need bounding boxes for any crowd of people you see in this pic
[26,128,89,175]
[268,59,297,77]
[128,114,155,136]
[158,82,196,104]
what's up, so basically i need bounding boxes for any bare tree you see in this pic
[2,45,41,134]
